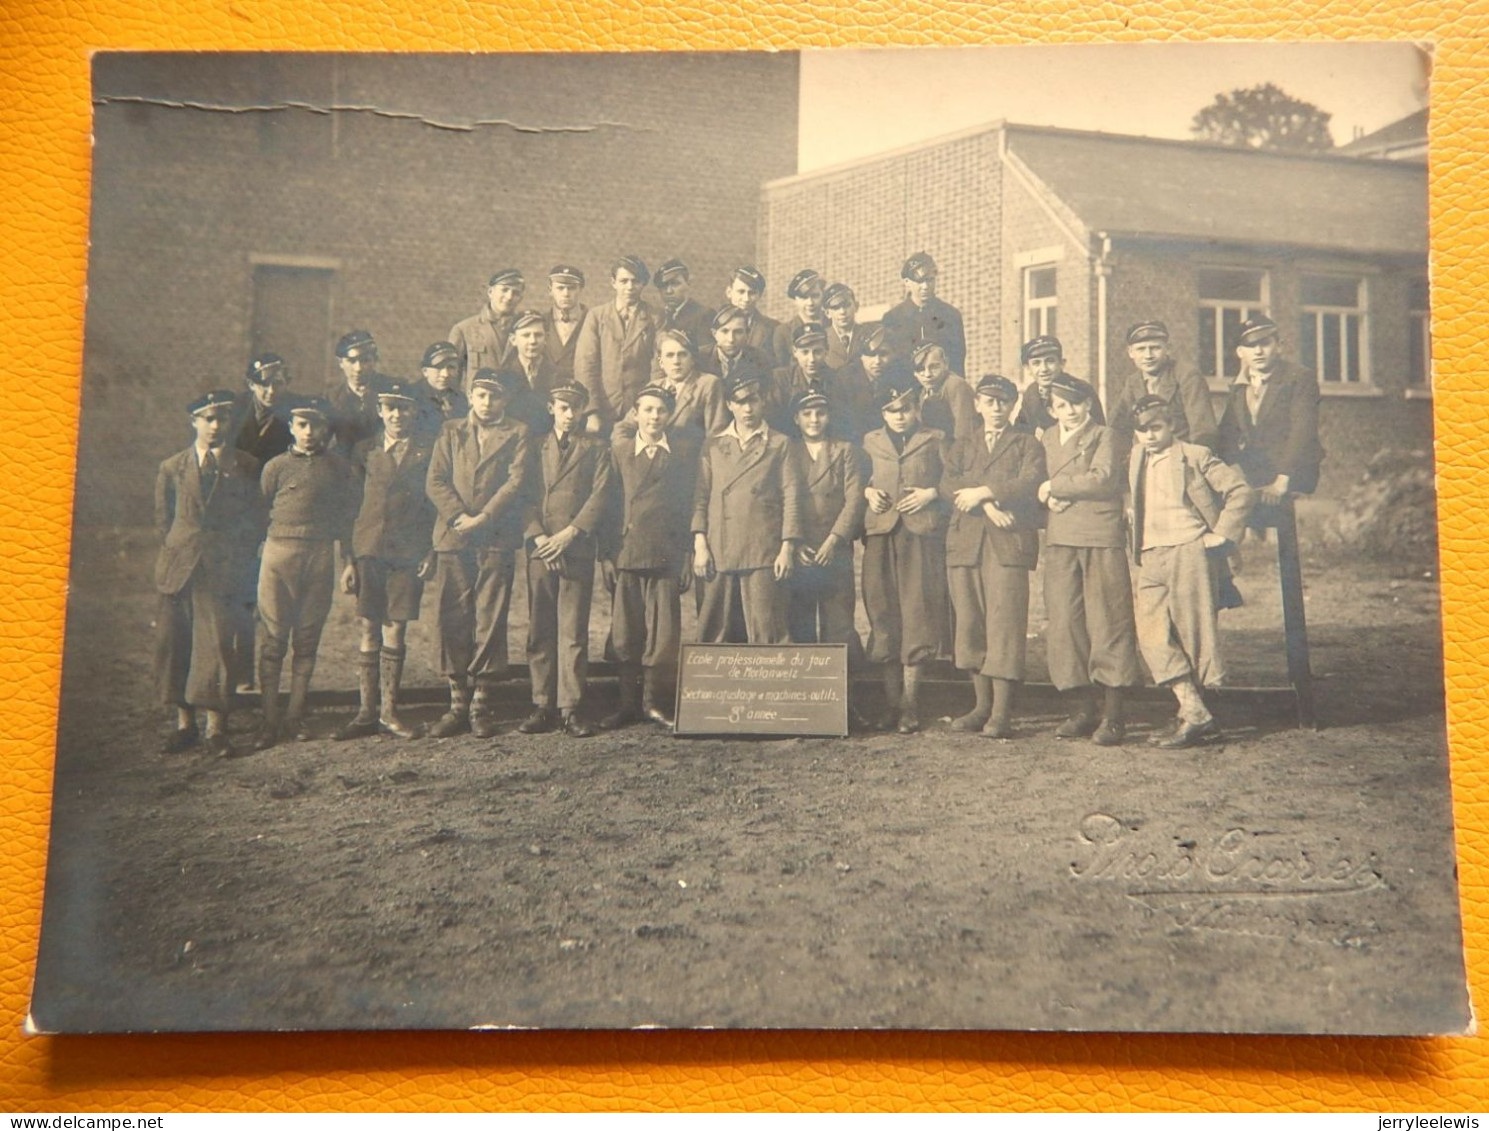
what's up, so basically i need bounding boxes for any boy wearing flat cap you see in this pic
[1013,335,1105,439]
[882,252,967,375]
[786,388,868,687]
[771,269,827,370]
[698,305,775,388]
[822,282,868,371]
[504,308,561,432]
[911,340,978,444]
[831,323,894,445]
[520,383,613,739]
[1037,373,1141,745]
[940,374,1046,739]
[413,341,469,433]
[542,265,588,385]
[1107,320,1219,456]
[602,383,703,729]
[425,367,535,739]
[154,390,266,757]
[255,396,361,750]
[450,268,525,387]
[574,255,659,434]
[1217,314,1325,513]
[327,329,389,455]
[861,371,951,733]
[636,328,727,438]
[654,258,716,354]
[721,265,781,366]
[692,369,805,647]
[335,380,437,742]
[1127,395,1256,748]
[774,322,836,433]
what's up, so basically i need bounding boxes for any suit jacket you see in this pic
[1040,419,1124,548]
[771,362,839,435]
[449,305,516,386]
[543,303,588,384]
[350,432,437,564]
[691,428,805,572]
[523,431,614,563]
[697,343,774,382]
[326,376,388,455]
[742,310,782,366]
[425,414,534,553]
[614,371,728,440]
[881,296,967,375]
[153,446,265,596]
[825,321,873,371]
[231,390,296,469]
[792,438,865,562]
[861,426,949,539]
[411,379,469,436]
[1012,377,1107,438]
[1106,364,1219,452]
[1128,440,1256,564]
[828,359,886,446]
[1216,358,1324,495]
[658,298,716,352]
[609,427,703,573]
[771,316,824,371]
[940,429,1045,569]
[573,301,660,427]
[916,372,978,444]
[502,356,562,434]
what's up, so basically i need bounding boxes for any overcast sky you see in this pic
[799,43,1429,172]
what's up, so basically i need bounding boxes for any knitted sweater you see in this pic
[261,448,359,542]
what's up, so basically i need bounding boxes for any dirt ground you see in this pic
[30,525,1469,1034]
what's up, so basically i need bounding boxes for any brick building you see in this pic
[760,122,1430,497]
[82,52,799,521]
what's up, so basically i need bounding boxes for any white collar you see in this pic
[635,431,671,455]
[724,420,769,445]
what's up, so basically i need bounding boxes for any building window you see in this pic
[1300,274,1368,384]
[1023,265,1057,338]
[1407,276,1431,389]
[1197,267,1268,379]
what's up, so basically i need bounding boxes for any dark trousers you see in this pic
[526,552,595,710]
[863,527,949,665]
[154,573,235,713]
[611,568,682,671]
[1042,544,1142,691]
[786,561,866,668]
[697,568,789,645]
[432,548,516,681]
[948,556,1031,680]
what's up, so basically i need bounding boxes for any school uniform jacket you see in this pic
[861,427,949,540]
[523,432,614,560]
[1216,358,1324,495]
[1127,441,1256,564]
[940,429,1045,569]
[659,299,716,352]
[573,301,660,428]
[792,438,866,566]
[741,310,782,366]
[609,426,703,573]
[917,373,979,444]
[326,376,388,454]
[691,428,805,573]
[1040,419,1124,548]
[449,306,516,385]
[350,432,437,565]
[825,322,873,371]
[827,359,886,446]
[615,372,727,440]
[231,390,296,469]
[411,380,469,436]
[1012,378,1107,438]
[881,296,967,375]
[542,303,588,384]
[1106,364,1219,452]
[154,446,265,596]
[425,415,534,554]
[502,356,562,434]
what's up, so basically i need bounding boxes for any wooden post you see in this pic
[1272,498,1317,730]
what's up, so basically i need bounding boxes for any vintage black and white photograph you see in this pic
[30,43,1469,1034]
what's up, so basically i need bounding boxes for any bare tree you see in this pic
[1191,83,1335,152]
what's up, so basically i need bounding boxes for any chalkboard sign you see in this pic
[674,643,849,737]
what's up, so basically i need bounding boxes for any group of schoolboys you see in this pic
[153,251,1320,757]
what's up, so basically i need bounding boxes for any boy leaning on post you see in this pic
[153,390,266,757]
[335,379,436,742]
[1127,394,1256,749]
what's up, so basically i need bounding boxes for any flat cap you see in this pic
[859,324,889,355]
[655,328,696,354]
[421,341,460,369]
[1126,320,1170,345]
[822,282,857,310]
[612,254,650,284]
[510,309,547,334]
[335,329,377,359]
[1238,314,1280,344]
[877,368,920,411]
[488,268,524,288]
[730,266,767,294]
[547,383,590,410]
[470,367,521,397]
[635,382,677,412]
[793,322,828,351]
[791,387,830,415]
[786,269,824,299]
[1130,393,1175,427]
[548,264,585,286]
[712,305,749,331]
[911,340,945,367]
[377,379,418,405]
[901,252,938,282]
[246,354,288,385]
[1046,373,1095,404]
[655,258,690,285]
[724,367,767,402]
[1020,335,1063,364]
[972,374,1019,403]
[188,389,238,416]
[290,395,334,420]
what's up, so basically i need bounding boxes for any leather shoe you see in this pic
[162,725,200,754]
[1054,712,1099,739]
[287,718,313,742]
[563,713,597,738]
[470,712,501,739]
[252,727,278,752]
[896,707,920,735]
[949,710,990,734]
[981,717,1013,740]
[380,715,420,740]
[600,706,640,730]
[428,711,469,739]
[643,705,675,728]
[333,716,380,742]
[518,708,561,735]
[1091,718,1126,747]
[1147,717,1184,745]
[203,733,235,759]
[1154,717,1222,749]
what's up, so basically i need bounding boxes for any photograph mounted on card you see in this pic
[30,43,1467,1035]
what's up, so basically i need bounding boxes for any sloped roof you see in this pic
[1005,124,1427,257]
[1336,108,1428,158]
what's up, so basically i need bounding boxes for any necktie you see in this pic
[201,448,219,495]
[391,439,408,467]
[644,444,658,460]
[985,431,999,454]
[1248,380,1267,421]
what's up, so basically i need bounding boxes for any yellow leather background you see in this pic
[2,0,1483,1112]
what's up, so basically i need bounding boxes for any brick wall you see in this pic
[760,128,1003,376]
[81,52,799,522]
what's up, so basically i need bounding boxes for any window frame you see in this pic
[1299,272,1373,392]
[1196,266,1270,390]
[1022,262,1058,341]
